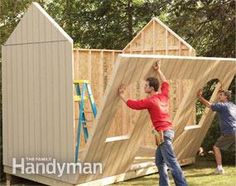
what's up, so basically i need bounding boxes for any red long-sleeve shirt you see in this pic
[126,81,172,131]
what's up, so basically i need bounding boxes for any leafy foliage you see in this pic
[165,0,236,57]
[46,0,170,49]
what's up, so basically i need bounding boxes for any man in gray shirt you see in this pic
[197,89,236,174]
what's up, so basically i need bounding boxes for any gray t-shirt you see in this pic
[211,102,236,134]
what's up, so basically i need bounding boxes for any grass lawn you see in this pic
[112,157,236,186]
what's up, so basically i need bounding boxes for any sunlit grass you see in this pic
[113,158,236,186]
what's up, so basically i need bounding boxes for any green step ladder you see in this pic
[74,80,97,162]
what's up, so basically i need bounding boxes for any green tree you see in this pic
[46,0,170,49]
[165,0,235,57]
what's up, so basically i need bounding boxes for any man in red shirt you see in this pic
[118,62,187,186]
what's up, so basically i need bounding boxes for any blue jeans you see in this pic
[155,129,188,186]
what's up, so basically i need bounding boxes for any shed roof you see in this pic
[5,2,72,46]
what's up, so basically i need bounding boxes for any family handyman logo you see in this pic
[12,157,103,177]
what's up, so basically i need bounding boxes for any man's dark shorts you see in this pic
[215,133,236,150]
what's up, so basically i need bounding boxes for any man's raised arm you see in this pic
[153,61,167,83]
[197,89,212,108]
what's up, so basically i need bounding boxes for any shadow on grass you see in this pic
[185,172,215,178]
[115,176,157,185]
[183,157,216,170]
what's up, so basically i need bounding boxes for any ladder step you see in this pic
[74,80,90,84]
[74,96,88,102]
